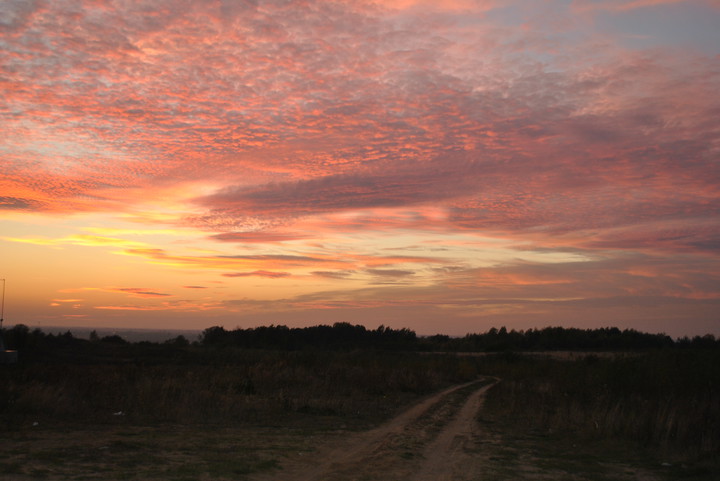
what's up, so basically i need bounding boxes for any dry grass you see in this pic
[0,348,483,429]
[2,345,718,479]
[0,347,487,479]
[480,350,720,477]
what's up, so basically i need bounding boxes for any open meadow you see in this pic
[0,325,718,480]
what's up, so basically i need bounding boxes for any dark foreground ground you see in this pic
[1,343,718,480]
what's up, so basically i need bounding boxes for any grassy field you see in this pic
[1,346,481,427]
[1,342,718,479]
[1,345,484,479]
[478,350,720,480]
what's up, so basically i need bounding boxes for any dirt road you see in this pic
[257,378,496,481]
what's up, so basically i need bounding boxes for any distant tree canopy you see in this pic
[1,324,85,351]
[200,322,417,350]
[1,322,717,353]
[447,326,676,352]
[198,323,685,352]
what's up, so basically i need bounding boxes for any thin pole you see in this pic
[0,279,4,351]
[0,278,4,328]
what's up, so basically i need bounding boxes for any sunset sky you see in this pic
[2,0,719,337]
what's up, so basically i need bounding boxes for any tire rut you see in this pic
[411,380,497,481]
[261,377,497,481]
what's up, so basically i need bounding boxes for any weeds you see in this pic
[0,348,484,430]
[2,336,718,479]
[480,350,720,467]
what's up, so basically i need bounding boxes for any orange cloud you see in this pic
[95,299,224,312]
[223,271,292,278]
[121,247,446,272]
[58,286,173,299]
[122,247,351,271]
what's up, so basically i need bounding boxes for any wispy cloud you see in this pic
[111,288,173,299]
[2,234,147,249]
[223,270,292,279]
[571,0,716,12]
[59,286,174,299]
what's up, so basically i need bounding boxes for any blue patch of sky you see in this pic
[483,1,586,71]
[595,4,720,55]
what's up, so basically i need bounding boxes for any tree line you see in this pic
[199,324,717,351]
[1,322,718,353]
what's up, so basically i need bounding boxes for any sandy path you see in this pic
[411,381,494,481]
[258,378,496,481]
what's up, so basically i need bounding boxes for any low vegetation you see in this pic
[479,351,720,477]
[0,329,482,429]
[1,323,718,479]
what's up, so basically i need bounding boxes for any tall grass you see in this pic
[5,338,717,465]
[0,347,484,429]
[481,350,720,462]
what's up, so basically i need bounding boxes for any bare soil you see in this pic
[252,379,494,481]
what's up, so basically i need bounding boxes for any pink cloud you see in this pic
[2,0,719,336]
[4,0,717,241]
